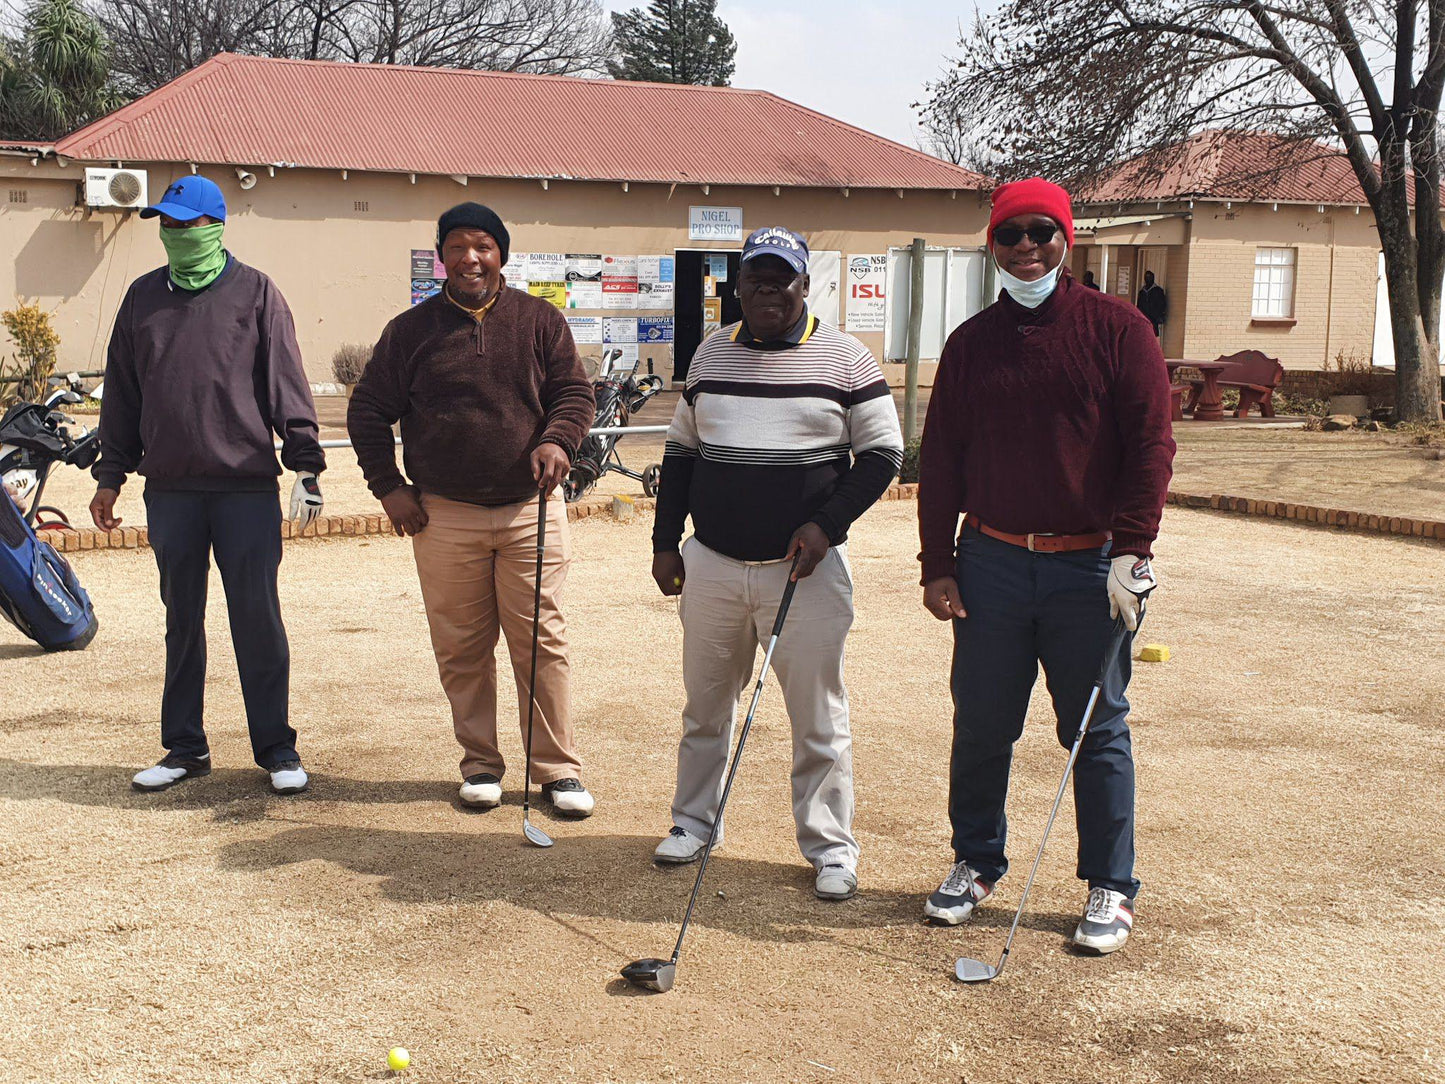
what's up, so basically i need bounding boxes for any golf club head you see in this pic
[621,958,676,993]
[523,816,554,848]
[954,957,999,984]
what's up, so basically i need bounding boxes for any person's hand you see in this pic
[380,485,428,537]
[1107,555,1157,632]
[531,443,570,491]
[90,488,121,531]
[653,551,685,596]
[288,471,323,530]
[784,522,830,580]
[923,576,967,621]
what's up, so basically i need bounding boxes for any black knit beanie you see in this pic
[436,202,511,265]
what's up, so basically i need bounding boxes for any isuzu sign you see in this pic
[688,206,744,242]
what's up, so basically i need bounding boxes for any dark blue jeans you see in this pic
[948,526,1139,898]
[144,489,297,770]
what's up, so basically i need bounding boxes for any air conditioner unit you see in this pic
[84,168,148,210]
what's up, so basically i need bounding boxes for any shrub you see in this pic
[1326,350,1375,397]
[331,342,371,385]
[0,300,60,406]
[899,436,922,483]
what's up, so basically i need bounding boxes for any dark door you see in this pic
[672,250,744,383]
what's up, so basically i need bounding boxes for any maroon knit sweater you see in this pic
[917,274,1175,583]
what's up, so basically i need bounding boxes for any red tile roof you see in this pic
[54,54,988,191]
[1078,129,1393,206]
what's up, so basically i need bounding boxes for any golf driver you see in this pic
[521,487,554,849]
[954,614,1133,984]
[621,553,803,993]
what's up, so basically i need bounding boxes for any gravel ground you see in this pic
[2,503,1442,1083]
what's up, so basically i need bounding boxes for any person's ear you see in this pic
[801,273,810,298]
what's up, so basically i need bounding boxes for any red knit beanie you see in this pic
[988,178,1074,248]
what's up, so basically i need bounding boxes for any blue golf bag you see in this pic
[0,492,98,651]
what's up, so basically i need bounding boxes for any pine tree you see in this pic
[607,0,737,87]
[0,0,124,141]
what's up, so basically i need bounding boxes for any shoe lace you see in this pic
[668,826,689,839]
[941,860,978,897]
[1085,887,1123,923]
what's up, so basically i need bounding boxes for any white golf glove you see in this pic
[289,471,323,530]
[1107,555,1157,632]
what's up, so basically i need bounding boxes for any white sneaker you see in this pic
[1072,887,1135,954]
[653,826,709,864]
[923,861,994,925]
[814,863,858,900]
[542,778,595,817]
[269,760,309,795]
[459,773,502,808]
[132,754,211,792]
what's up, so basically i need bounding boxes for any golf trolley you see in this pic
[0,374,101,530]
[562,349,666,504]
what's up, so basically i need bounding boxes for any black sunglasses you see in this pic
[993,224,1059,247]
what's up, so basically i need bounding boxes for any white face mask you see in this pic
[995,243,1068,309]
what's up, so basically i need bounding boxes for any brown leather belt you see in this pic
[968,518,1111,553]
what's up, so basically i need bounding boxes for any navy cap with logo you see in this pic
[140,176,227,222]
[742,226,809,273]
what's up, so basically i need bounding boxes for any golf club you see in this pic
[954,613,1134,984]
[621,553,803,993]
[521,487,554,849]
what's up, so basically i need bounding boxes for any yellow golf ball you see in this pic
[672,576,682,587]
[387,1047,410,1071]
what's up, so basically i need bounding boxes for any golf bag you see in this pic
[0,489,99,651]
[0,375,101,530]
[563,349,665,503]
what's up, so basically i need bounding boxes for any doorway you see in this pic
[673,248,742,383]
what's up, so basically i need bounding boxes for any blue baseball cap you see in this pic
[141,175,227,222]
[742,226,809,273]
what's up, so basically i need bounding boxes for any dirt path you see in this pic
[2,504,1442,1083]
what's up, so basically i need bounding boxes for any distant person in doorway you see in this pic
[1136,271,1167,335]
[1082,269,1100,290]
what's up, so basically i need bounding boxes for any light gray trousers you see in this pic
[670,537,859,870]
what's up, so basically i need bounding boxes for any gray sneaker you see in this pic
[1072,887,1135,954]
[814,863,857,900]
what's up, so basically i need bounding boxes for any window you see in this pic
[1252,247,1295,318]
[353,200,369,212]
[7,189,26,203]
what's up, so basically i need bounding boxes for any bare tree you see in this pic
[91,0,610,96]
[925,0,1445,424]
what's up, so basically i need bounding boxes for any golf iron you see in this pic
[621,554,803,993]
[521,487,554,849]
[954,615,1133,984]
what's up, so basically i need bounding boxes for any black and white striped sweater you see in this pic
[652,314,904,561]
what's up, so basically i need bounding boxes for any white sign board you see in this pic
[689,206,744,242]
[565,315,602,344]
[846,255,888,332]
[809,250,842,327]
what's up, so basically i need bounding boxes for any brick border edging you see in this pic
[36,481,1443,552]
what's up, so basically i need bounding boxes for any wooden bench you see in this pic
[1184,350,1285,418]
[1169,383,1189,421]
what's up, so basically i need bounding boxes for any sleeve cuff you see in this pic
[369,475,407,500]
[810,512,845,545]
[93,470,127,492]
[919,552,957,585]
[1109,531,1154,559]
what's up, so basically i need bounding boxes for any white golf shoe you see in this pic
[653,826,709,864]
[269,761,309,795]
[132,754,211,792]
[459,773,502,808]
[542,778,595,817]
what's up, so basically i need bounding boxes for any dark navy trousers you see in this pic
[144,489,297,770]
[948,525,1139,898]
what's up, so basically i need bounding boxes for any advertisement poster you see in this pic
[410,249,445,305]
[637,256,675,309]
[527,252,566,282]
[638,316,674,343]
[567,282,603,309]
[566,315,603,344]
[703,297,722,335]
[603,317,639,344]
[846,254,888,332]
[603,343,639,371]
[566,253,602,282]
[529,281,568,308]
[507,252,530,292]
[706,254,729,281]
[602,255,639,308]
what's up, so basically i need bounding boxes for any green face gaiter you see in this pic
[160,223,227,290]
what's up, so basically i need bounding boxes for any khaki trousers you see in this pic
[672,537,858,870]
[411,491,580,783]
